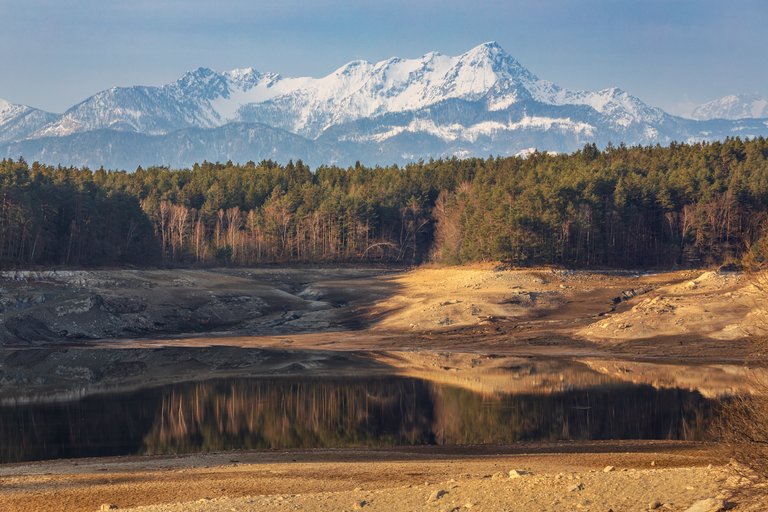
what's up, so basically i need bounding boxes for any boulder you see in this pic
[683,498,727,512]
[427,489,447,503]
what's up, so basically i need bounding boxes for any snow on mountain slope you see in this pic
[6,115,768,170]
[339,116,596,144]
[0,99,58,143]
[3,42,768,169]
[246,42,537,135]
[34,70,230,138]
[234,42,668,137]
[28,42,671,141]
[692,93,768,120]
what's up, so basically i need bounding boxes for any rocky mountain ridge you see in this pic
[2,42,768,168]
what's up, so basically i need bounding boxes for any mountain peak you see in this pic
[172,67,228,99]
[224,67,263,90]
[462,41,505,58]
[181,66,217,79]
[473,40,504,52]
[457,40,533,81]
[463,41,510,61]
[0,99,57,142]
[692,93,768,120]
[333,59,372,76]
[227,67,258,78]
[174,66,221,89]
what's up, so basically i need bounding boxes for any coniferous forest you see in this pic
[1,137,768,269]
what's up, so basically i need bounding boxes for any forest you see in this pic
[1,137,767,269]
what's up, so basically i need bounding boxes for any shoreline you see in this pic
[0,442,743,512]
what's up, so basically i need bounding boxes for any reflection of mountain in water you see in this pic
[0,377,717,463]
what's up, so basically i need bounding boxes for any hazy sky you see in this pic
[1,0,766,116]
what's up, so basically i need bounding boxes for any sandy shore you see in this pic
[0,443,748,512]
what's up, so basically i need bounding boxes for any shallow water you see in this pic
[0,375,717,463]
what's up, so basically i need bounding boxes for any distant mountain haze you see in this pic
[2,42,767,169]
[691,93,768,120]
[0,98,58,143]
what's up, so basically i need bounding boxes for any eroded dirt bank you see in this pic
[0,268,394,344]
[1,265,765,401]
[2,265,764,351]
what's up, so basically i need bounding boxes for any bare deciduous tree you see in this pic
[718,271,768,499]
[170,204,190,260]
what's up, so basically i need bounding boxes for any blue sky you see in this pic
[1,0,766,115]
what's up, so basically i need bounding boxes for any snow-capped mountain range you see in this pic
[691,93,768,121]
[2,42,767,169]
[0,99,58,143]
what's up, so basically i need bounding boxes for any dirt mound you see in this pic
[369,266,569,332]
[578,270,766,342]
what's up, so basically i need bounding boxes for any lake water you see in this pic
[0,376,717,463]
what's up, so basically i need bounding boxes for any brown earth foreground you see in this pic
[0,443,753,512]
[1,265,767,510]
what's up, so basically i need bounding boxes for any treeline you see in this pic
[1,137,768,268]
[0,163,157,266]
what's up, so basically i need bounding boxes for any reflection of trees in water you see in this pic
[0,393,157,462]
[432,385,714,444]
[0,377,717,462]
[144,379,715,455]
[143,378,436,454]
